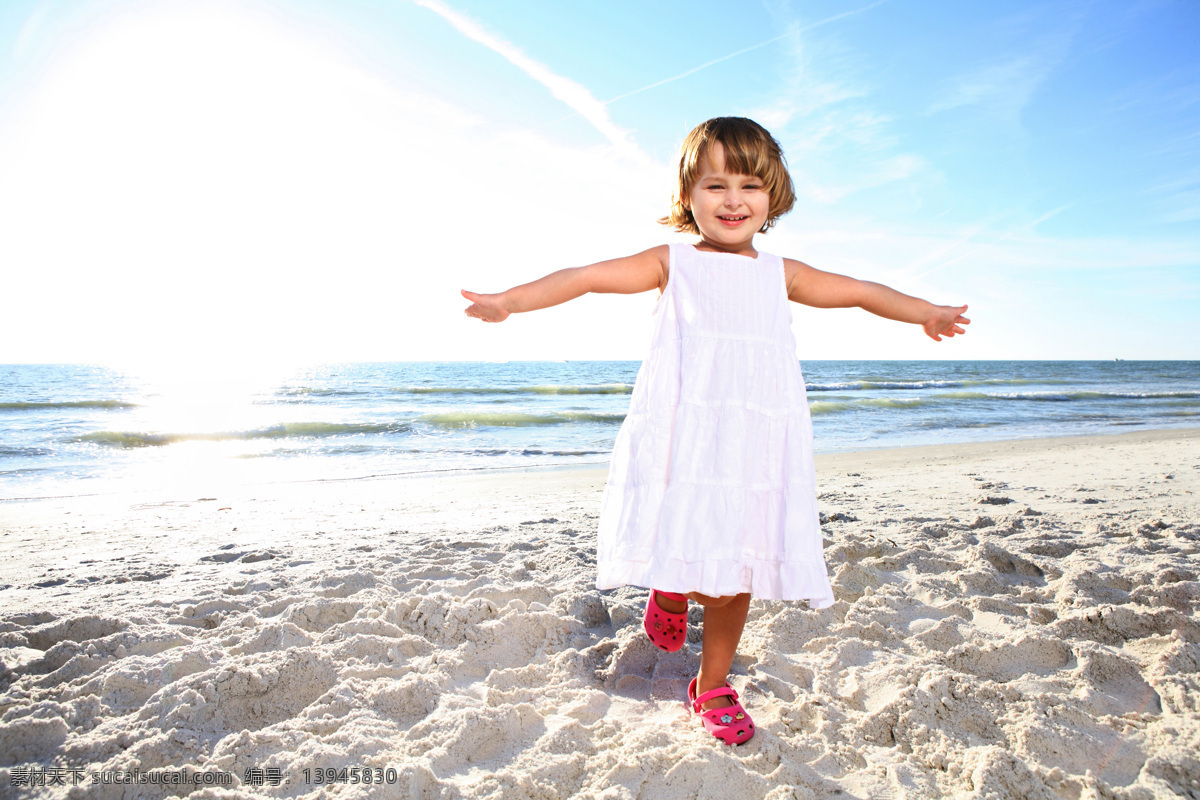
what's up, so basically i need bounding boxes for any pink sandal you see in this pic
[643,590,688,652]
[688,677,755,745]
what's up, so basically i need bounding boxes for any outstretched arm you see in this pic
[462,246,667,323]
[785,258,970,342]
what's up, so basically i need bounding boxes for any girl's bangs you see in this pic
[716,132,773,180]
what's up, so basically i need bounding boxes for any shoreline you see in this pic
[815,423,1200,467]
[1,427,1197,798]
[3,424,1198,507]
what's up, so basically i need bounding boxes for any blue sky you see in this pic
[0,0,1197,366]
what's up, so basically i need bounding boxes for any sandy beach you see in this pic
[2,427,1198,799]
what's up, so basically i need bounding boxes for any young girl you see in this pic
[461,117,969,746]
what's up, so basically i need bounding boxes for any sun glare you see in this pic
[0,0,675,366]
[0,1,413,367]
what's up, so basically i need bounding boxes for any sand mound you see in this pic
[2,430,1199,798]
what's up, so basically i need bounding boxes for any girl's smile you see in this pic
[687,141,770,256]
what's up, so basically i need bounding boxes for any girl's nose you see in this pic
[724,190,742,208]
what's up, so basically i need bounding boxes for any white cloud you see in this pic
[764,214,1200,359]
[0,0,672,366]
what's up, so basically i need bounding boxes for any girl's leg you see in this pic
[653,592,687,614]
[688,592,751,710]
[651,591,752,709]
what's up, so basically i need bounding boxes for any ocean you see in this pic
[1,360,1197,499]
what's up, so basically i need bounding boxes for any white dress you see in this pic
[596,243,835,607]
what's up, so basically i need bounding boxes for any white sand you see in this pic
[1,428,1198,799]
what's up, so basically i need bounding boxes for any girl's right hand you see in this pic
[922,304,970,341]
[461,290,511,323]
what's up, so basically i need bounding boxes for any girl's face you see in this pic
[686,142,770,254]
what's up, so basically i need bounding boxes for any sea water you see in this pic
[1,361,1197,499]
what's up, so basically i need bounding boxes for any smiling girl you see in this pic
[461,117,969,746]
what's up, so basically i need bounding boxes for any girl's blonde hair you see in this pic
[660,117,796,234]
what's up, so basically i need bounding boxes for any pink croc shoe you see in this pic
[643,590,688,652]
[688,677,755,746]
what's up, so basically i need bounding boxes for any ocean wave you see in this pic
[417,411,625,428]
[804,378,1053,392]
[0,400,138,411]
[452,446,608,455]
[914,419,1006,429]
[848,389,1200,403]
[274,387,371,397]
[973,390,1200,402]
[0,465,52,477]
[397,384,633,396]
[807,389,1200,417]
[807,380,964,392]
[0,445,55,458]
[74,421,413,448]
[810,397,937,415]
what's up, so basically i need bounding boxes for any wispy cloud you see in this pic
[412,0,636,154]
[906,226,1200,283]
[903,204,1074,281]
[909,230,1016,282]
[1030,204,1073,228]
[603,0,891,106]
[1141,165,1200,224]
[521,0,890,139]
[927,54,1050,119]
[926,19,1078,126]
[745,8,925,204]
[1106,64,1200,117]
[1163,205,1200,223]
[13,1,54,59]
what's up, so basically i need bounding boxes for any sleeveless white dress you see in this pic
[596,243,834,607]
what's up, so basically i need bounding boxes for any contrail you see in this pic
[413,0,635,152]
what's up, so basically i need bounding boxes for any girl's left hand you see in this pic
[461,289,511,323]
[923,304,970,341]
